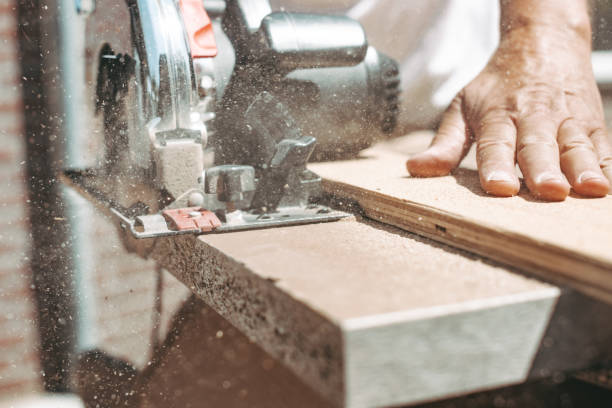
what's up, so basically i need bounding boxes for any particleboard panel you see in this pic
[309,131,612,304]
[64,174,612,408]
[150,220,565,408]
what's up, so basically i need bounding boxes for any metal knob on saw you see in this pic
[205,165,256,211]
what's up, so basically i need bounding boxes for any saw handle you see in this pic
[255,12,368,72]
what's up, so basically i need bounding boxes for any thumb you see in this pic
[407,95,472,177]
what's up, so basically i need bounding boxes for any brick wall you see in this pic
[0,0,43,400]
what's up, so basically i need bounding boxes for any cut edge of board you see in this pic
[150,234,347,407]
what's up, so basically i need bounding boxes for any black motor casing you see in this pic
[207,0,400,163]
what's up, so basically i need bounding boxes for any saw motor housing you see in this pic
[72,0,399,242]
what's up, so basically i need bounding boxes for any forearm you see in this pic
[499,0,592,42]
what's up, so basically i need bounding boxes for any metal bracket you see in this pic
[64,170,349,239]
[114,204,348,239]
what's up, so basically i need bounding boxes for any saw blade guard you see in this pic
[85,0,206,204]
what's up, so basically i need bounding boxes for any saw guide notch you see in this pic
[310,131,612,304]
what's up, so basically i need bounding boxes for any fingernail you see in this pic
[535,172,566,184]
[577,171,606,184]
[486,171,514,183]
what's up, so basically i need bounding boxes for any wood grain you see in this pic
[309,131,612,304]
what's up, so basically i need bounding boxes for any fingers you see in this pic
[407,93,611,200]
[407,95,471,177]
[516,115,571,201]
[558,121,610,197]
[475,111,520,196]
[589,128,612,193]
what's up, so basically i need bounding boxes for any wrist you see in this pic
[500,0,592,44]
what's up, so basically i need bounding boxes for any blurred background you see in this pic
[1,0,612,407]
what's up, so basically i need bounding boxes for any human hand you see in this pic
[407,3,612,201]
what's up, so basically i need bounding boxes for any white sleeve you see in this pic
[349,0,499,130]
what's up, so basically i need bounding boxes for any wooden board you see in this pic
[63,173,612,408]
[309,131,612,304]
[147,219,612,408]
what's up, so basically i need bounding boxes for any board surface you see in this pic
[309,131,612,303]
[62,153,612,408]
[149,220,569,408]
